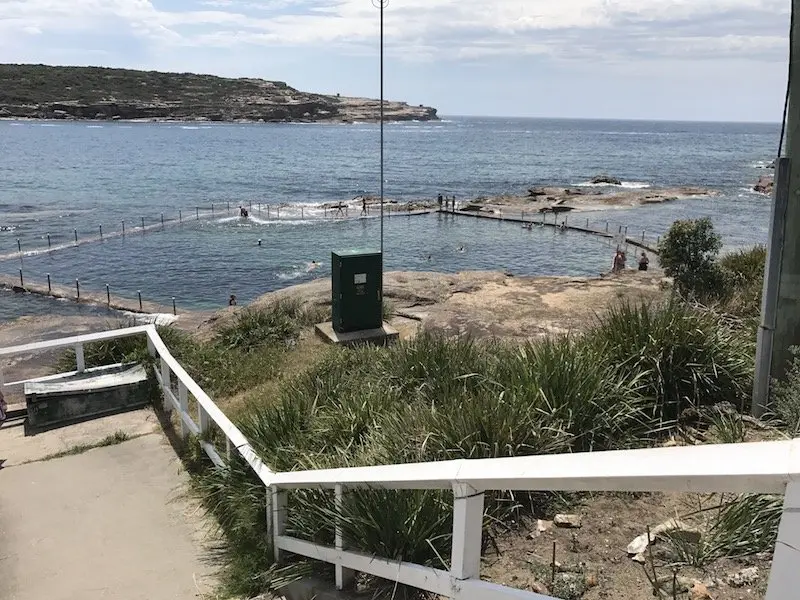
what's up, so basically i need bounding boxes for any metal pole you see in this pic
[379,0,385,256]
[754,4,799,416]
[212,203,215,215]
[122,221,125,236]
[196,207,199,220]
[227,201,230,212]
[76,279,80,300]
[138,290,142,311]
[172,297,177,316]
[99,224,103,240]
[74,229,78,243]
[141,216,145,230]
[47,233,51,248]
[106,284,111,306]
[46,273,51,293]
[755,157,792,416]
[18,269,23,287]
[161,213,164,229]
[17,238,21,254]
[179,210,182,223]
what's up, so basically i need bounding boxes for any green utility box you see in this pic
[332,249,383,333]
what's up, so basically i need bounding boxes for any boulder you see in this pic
[754,175,774,195]
[554,514,582,528]
[528,187,547,197]
[726,566,759,588]
[528,580,550,595]
[591,174,622,185]
[627,519,701,556]
[537,519,552,532]
[690,582,713,600]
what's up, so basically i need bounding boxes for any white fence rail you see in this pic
[1,325,799,600]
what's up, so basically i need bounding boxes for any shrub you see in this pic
[658,218,724,300]
[717,245,767,318]
[593,302,753,423]
[217,298,318,352]
[771,346,800,435]
[191,314,758,597]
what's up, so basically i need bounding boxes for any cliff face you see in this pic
[0,64,438,123]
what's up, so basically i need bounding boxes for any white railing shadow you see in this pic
[1,325,798,600]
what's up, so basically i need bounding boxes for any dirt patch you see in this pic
[484,492,770,600]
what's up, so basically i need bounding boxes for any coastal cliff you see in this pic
[0,64,438,123]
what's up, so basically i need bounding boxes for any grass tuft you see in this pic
[35,431,132,462]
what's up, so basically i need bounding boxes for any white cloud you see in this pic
[0,0,790,62]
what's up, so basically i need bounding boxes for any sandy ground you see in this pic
[485,493,771,600]
[0,425,219,600]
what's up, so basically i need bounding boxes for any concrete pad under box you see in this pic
[315,321,399,347]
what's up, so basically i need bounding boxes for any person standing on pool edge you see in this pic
[638,252,650,272]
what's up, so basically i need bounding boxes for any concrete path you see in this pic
[0,429,218,600]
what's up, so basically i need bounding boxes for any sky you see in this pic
[0,0,791,122]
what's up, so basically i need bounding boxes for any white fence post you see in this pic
[765,481,800,599]
[450,483,484,591]
[178,381,189,440]
[198,405,209,437]
[160,357,172,414]
[272,486,288,563]
[74,343,85,373]
[335,484,356,590]
[146,334,155,358]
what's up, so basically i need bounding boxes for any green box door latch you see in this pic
[331,249,383,333]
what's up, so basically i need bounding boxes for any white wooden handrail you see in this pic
[0,325,151,357]
[1,325,798,600]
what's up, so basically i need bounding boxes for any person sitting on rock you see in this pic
[229,294,237,306]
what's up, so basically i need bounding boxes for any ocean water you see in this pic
[0,117,779,318]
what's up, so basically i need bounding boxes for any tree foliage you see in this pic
[658,218,724,299]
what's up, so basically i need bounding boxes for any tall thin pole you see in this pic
[753,2,797,417]
[379,0,385,257]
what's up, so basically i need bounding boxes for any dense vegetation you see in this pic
[70,221,796,599]
[0,64,295,106]
[0,64,438,121]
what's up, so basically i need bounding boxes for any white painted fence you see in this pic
[1,325,799,600]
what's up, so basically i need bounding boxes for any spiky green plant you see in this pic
[593,302,753,424]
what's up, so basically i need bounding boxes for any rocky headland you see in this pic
[0,64,438,123]
[458,182,719,215]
